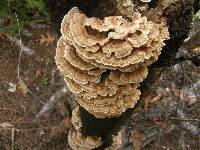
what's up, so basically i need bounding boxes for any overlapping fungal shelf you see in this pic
[55,7,169,119]
[68,106,102,150]
[68,128,102,150]
[71,106,82,131]
[55,5,170,150]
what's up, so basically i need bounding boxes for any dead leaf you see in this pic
[144,92,164,110]
[153,116,168,128]
[130,130,143,150]
[153,117,175,133]
[39,32,55,46]
[17,80,28,96]
[150,94,162,103]
[186,95,197,104]
[0,32,6,40]
[192,46,200,52]
[171,82,184,100]
[171,82,198,104]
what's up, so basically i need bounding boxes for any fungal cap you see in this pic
[71,106,82,131]
[76,85,141,118]
[68,128,102,150]
[55,37,101,84]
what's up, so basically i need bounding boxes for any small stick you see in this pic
[14,13,45,104]
[11,127,15,150]
[166,117,199,123]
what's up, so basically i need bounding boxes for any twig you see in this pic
[15,13,45,105]
[142,127,163,148]
[15,12,22,80]
[36,87,69,120]
[11,127,15,150]
[167,117,200,123]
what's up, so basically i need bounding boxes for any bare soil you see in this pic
[0,23,71,150]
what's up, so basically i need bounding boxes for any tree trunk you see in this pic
[44,0,198,149]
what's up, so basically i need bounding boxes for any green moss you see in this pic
[0,0,49,35]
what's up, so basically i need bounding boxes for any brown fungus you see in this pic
[56,7,169,119]
[60,7,80,42]
[72,16,169,68]
[55,37,101,84]
[68,128,102,150]
[63,43,106,76]
[64,76,119,99]
[75,85,141,118]
[71,106,82,131]
[109,66,148,85]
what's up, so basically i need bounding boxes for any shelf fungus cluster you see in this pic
[71,106,82,131]
[68,128,102,150]
[55,7,169,118]
[69,106,102,150]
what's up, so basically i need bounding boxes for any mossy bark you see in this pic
[44,0,197,149]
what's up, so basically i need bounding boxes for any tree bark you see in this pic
[44,0,197,149]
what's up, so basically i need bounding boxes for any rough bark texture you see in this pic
[44,0,198,149]
[194,0,200,13]
[44,0,119,34]
[153,1,193,67]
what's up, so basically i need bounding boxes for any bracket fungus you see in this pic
[71,106,82,131]
[55,7,169,119]
[68,128,102,150]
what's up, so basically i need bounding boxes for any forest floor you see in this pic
[0,20,199,149]
[0,22,72,150]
